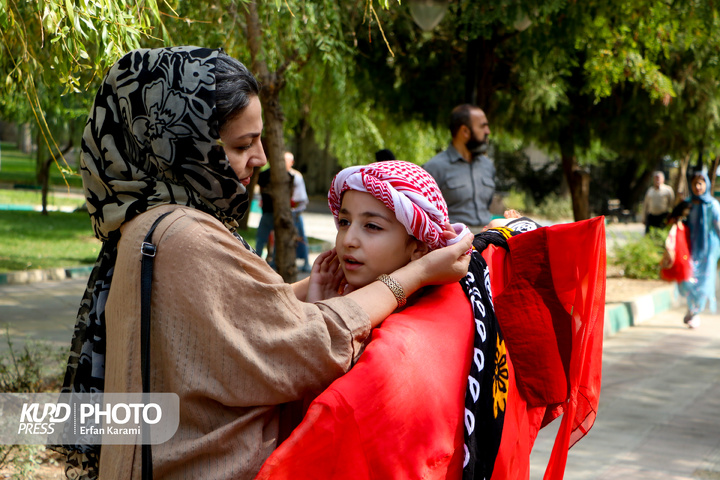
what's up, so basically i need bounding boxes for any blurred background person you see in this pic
[255,162,292,267]
[374,148,396,162]
[286,151,311,272]
[642,170,675,234]
[678,170,720,329]
[423,104,495,232]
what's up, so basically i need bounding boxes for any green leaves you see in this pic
[64,0,74,26]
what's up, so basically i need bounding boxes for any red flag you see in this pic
[488,217,606,479]
[256,283,474,479]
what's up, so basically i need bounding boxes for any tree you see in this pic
[0,0,161,210]
[490,1,720,219]
[242,1,298,282]
[2,0,411,281]
[346,1,720,221]
[155,0,398,281]
[460,0,682,220]
[11,0,720,254]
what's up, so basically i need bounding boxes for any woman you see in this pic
[258,161,606,480]
[59,47,472,480]
[678,171,720,328]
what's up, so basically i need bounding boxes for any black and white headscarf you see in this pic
[58,46,251,478]
[461,219,541,480]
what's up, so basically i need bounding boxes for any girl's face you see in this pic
[219,95,267,187]
[691,176,707,196]
[336,191,428,289]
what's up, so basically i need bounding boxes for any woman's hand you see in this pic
[418,231,473,285]
[392,232,473,293]
[306,249,348,303]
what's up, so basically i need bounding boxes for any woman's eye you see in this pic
[338,218,350,227]
[366,223,382,231]
[236,144,252,151]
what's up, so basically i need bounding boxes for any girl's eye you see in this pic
[338,218,350,227]
[365,223,382,231]
[236,144,252,151]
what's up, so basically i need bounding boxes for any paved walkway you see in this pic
[0,279,83,350]
[2,275,718,478]
[531,303,720,479]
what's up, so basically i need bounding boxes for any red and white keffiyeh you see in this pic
[328,161,469,251]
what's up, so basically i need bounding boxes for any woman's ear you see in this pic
[409,239,430,261]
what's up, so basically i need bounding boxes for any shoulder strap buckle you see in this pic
[141,242,157,257]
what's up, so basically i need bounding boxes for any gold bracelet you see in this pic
[377,274,407,308]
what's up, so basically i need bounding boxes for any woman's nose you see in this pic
[253,144,267,167]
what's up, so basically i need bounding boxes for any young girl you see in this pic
[258,161,604,480]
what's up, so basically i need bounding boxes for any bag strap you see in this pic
[139,211,173,480]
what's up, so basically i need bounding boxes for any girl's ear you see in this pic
[409,239,430,261]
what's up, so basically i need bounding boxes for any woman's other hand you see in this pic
[306,249,348,303]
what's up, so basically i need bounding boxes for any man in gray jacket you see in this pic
[423,104,495,232]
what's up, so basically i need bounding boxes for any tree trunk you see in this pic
[711,155,720,197]
[264,98,296,282]
[559,126,590,221]
[34,129,49,215]
[465,38,481,105]
[39,140,74,215]
[675,152,692,201]
[17,123,32,154]
[245,1,296,282]
[39,156,51,216]
[294,120,339,196]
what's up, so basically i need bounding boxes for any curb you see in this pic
[0,266,93,286]
[604,284,681,337]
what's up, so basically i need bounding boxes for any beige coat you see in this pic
[100,205,370,479]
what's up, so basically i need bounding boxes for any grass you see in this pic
[0,141,83,190]
[0,189,86,209]
[0,142,332,273]
[0,210,100,272]
[0,210,260,273]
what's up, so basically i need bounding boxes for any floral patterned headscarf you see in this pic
[59,46,254,478]
[81,46,250,240]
